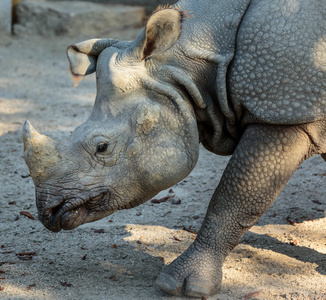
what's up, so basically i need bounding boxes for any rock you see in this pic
[0,0,12,35]
[14,0,146,36]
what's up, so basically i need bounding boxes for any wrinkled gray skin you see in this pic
[23,0,326,297]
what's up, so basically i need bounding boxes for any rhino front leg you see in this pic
[156,124,313,297]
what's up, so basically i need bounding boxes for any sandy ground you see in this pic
[0,27,325,300]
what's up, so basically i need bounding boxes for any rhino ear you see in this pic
[66,38,120,85]
[137,7,185,60]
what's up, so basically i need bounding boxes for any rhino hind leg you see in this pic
[156,124,314,297]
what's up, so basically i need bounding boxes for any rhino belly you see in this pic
[228,0,326,125]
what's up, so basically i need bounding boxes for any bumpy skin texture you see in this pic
[230,0,326,125]
[22,0,326,298]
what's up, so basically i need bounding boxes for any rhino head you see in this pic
[23,7,200,232]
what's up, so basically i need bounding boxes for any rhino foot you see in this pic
[156,244,222,297]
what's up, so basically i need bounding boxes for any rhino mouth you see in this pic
[39,191,110,232]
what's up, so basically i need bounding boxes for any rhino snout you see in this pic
[35,192,65,232]
[36,190,111,232]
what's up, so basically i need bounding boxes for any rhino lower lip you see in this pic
[60,206,88,230]
[45,203,88,232]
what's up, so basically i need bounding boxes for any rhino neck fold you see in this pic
[169,0,252,155]
[149,64,236,156]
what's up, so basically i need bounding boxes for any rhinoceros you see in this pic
[22,0,326,297]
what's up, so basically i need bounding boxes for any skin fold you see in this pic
[23,0,326,297]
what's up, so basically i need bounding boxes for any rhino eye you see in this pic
[96,143,108,153]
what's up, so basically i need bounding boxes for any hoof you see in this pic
[156,242,223,297]
[155,273,182,296]
[156,272,220,297]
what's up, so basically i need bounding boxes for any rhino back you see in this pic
[229,0,326,125]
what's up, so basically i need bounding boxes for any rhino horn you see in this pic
[22,121,61,183]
